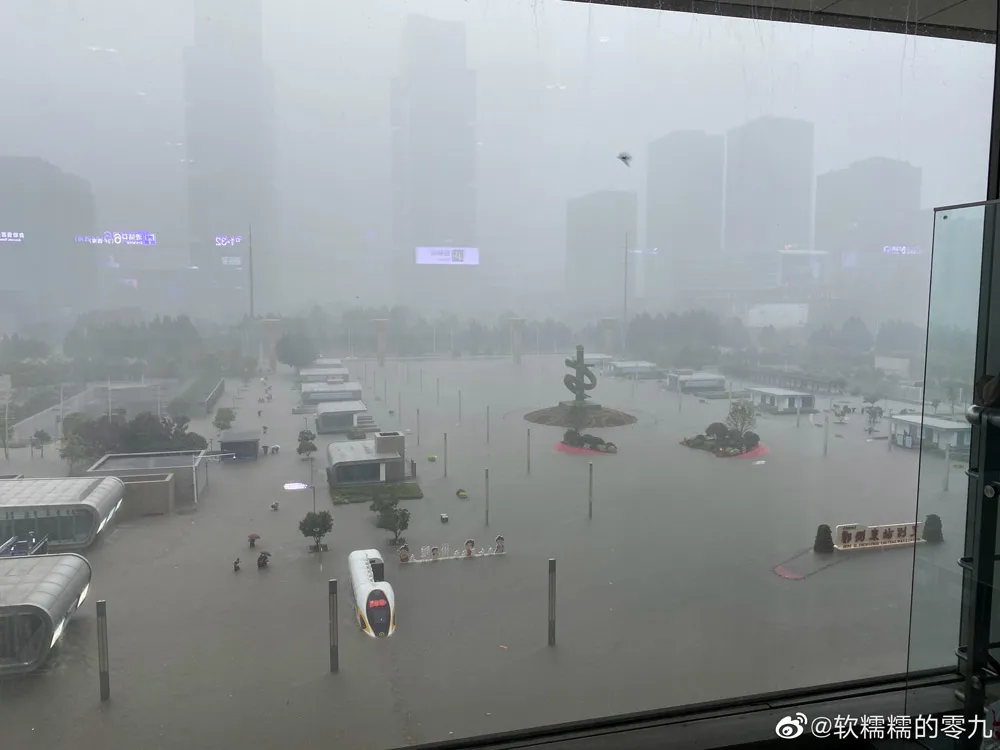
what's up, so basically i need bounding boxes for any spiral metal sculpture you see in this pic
[564,345,597,402]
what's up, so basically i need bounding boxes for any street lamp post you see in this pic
[284,481,317,513]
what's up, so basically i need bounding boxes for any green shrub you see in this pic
[331,481,423,506]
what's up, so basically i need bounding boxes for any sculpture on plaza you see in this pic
[524,344,636,431]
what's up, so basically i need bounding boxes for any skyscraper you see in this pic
[815,157,922,255]
[184,0,275,321]
[391,16,478,313]
[815,157,926,323]
[646,130,725,309]
[0,157,97,327]
[724,117,814,254]
[565,191,638,317]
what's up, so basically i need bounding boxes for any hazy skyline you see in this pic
[0,0,994,314]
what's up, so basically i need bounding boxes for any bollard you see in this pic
[420,369,424,393]
[459,390,463,422]
[329,579,339,673]
[588,461,594,520]
[417,408,421,446]
[527,428,531,475]
[944,444,951,492]
[97,600,110,701]
[486,406,490,443]
[444,432,448,478]
[548,559,557,647]
[485,468,490,526]
[823,414,830,457]
[796,406,801,428]
[436,377,440,405]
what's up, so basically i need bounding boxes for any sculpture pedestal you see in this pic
[558,400,603,412]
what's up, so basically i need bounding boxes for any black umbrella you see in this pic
[258,550,272,557]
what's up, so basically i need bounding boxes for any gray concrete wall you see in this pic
[119,473,176,520]
[385,457,406,482]
[88,459,207,507]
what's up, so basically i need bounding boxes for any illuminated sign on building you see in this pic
[221,256,243,267]
[75,232,156,246]
[883,246,922,255]
[216,235,243,247]
[0,231,24,243]
[415,246,480,265]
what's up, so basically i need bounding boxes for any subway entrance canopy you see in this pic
[563,0,996,42]
[0,553,92,675]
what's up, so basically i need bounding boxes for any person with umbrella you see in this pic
[248,533,260,548]
[257,551,271,568]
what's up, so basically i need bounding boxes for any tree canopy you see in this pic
[275,332,319,369]
[61,411,208,465]
[299,510,334,550]
[725,401,757,436]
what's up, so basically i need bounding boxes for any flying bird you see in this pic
[617,152,632,167]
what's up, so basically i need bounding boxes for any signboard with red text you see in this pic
[835,522,923,551]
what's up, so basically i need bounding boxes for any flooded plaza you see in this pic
[0,355,962,749]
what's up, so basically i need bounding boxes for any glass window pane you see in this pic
[0,0,995,746]
[908,202,988,672]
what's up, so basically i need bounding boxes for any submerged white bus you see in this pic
[348,549,395,638]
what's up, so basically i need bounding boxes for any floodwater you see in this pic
[0,356,963,749]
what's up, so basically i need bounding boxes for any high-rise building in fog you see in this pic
[646,130,725,310]
[391,16,478,314]
[0,157,97,330]
[815,157,926,324]
[724,117,814,254]
[565,191,638,316]
[815,157,922,255]
[183,0,275,321]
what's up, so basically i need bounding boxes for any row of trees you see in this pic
[279,305,945,366]
[294,306,577,359]
[295,486,410,553]
[63,314,203,364]
[58,412,209,473]
[807,317,926,354]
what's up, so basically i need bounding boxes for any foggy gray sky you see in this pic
[0,0,994,312]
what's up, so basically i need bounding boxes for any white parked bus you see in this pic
[348,549,396,638]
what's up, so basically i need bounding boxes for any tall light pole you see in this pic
[247,223,255,320]
[622,231,629,350]
[284,481,317,513]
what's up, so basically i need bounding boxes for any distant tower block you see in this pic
[509,318,527,365]
[372,319,389,367]
[599,318,618,354]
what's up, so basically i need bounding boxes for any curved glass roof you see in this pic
[0,477,124,518]
[0,553,92,616]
